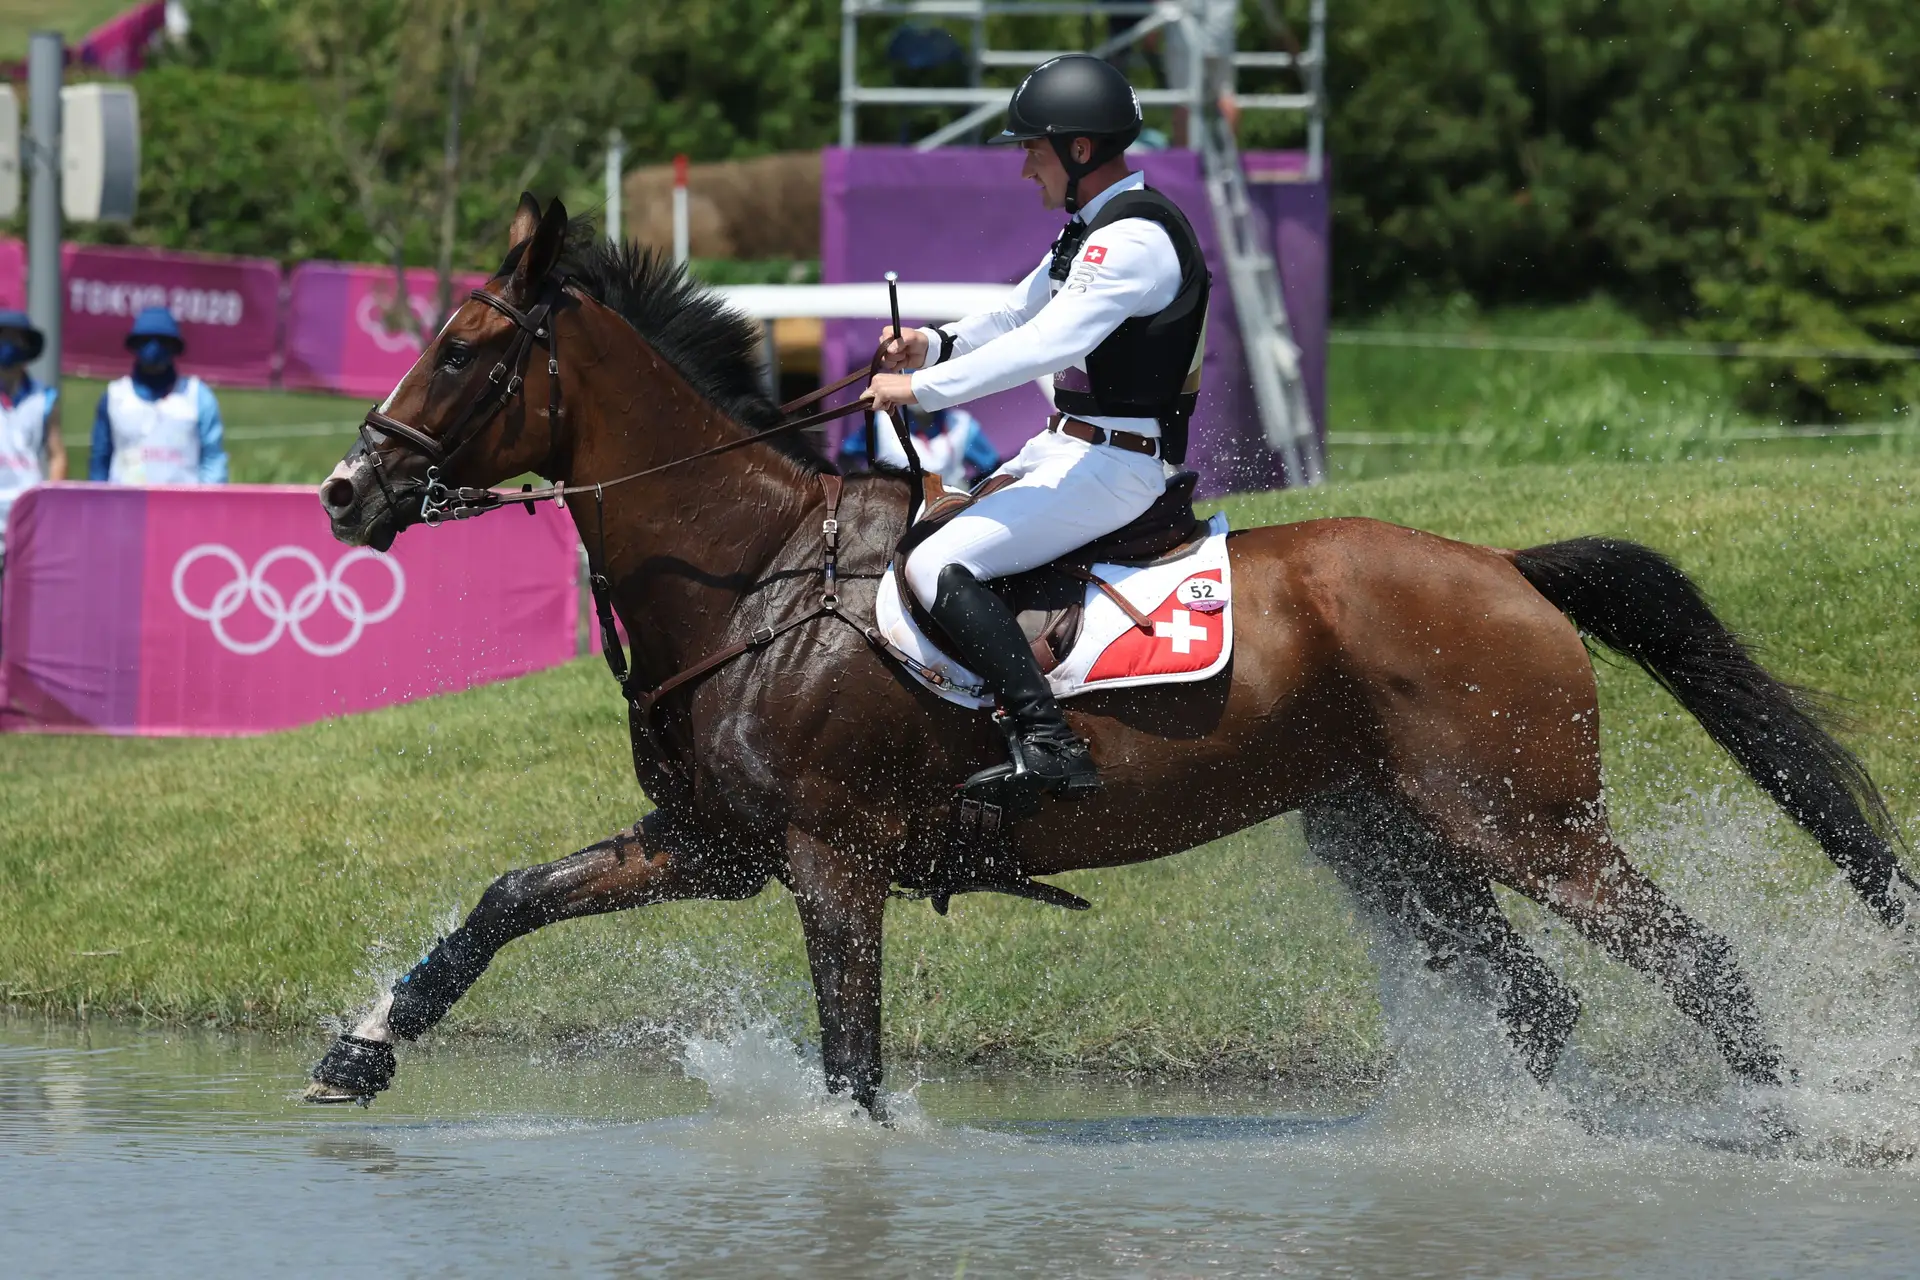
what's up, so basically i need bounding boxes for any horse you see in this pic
[308,194,1915,1113]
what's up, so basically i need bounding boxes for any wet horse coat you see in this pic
[308,196,1914,1112]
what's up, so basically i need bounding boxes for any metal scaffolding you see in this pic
[840,0,1327,482]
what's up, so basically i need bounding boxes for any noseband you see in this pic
[357,276,568,528]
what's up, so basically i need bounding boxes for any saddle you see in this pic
[896,470,1207,672]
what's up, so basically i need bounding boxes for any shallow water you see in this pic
[4,1018,1920,1278]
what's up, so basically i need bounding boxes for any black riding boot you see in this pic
[929,563,1101,812]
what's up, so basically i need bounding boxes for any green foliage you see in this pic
[73,1,1920,422]
[611,0,841,164]
[72,66,377,263]
[1239,0,1920,418]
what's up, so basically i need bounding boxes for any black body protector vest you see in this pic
[1046,186,1211,465]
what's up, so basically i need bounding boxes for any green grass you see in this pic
[1324,297,1920,481]
[5,456,1917,1078]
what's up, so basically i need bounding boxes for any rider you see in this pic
[866,54,1211,809]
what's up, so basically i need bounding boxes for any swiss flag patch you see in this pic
[1085,570,1228,683]
[1082,245,1108,265]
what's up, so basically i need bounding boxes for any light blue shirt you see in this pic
[89,374,227,483]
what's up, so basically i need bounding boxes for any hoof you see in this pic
[306,1033,396,1105]
[302,1079,370,1106]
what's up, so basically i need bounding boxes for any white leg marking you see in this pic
[351,992,395,1043]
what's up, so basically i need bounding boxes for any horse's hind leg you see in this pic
[1531,842,1783,1087]
[1411,779,1784,1087]
[305,812,770,1103]
[1303,793,1580,1081]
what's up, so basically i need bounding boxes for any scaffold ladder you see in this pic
[1199,107,1323,483]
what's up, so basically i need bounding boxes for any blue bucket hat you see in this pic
[0,308,46,361]
[125,306,185,353]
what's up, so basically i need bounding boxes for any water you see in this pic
[4,1016,1919,1278]
[11,793,1920,1277]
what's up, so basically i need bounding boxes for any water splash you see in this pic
[1348,787,1920,1167]
[666,1016,921,1132]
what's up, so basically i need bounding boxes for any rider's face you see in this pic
[1021,137,1092,211]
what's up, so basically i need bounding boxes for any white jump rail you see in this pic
[713,282,1020,321]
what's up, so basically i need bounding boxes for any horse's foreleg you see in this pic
[305,815,768,1103]
[785,826,889,1115]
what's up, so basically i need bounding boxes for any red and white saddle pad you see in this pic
[873,512,1233,709]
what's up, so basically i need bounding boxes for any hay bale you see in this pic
[623,151,821,261]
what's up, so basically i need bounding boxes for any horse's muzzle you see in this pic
[319,459,401,551]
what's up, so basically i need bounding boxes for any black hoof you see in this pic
[309,1034,397,1102]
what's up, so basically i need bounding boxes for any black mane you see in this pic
[527,220,833,475]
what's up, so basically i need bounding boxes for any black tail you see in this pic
[1511,536,1915,927]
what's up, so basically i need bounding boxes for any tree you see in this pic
[279,0,638,333]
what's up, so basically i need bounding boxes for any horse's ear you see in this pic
[515,197,569,292]
[507,192,541,253]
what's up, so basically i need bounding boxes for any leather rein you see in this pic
[356,275,910,786]
[359,277,889,529]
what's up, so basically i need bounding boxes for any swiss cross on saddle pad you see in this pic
[1040,511,1235,698]
[1084,570,1226,684]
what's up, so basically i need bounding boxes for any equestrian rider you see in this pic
[866,54,1211,809]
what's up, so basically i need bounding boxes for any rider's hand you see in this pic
[877,325,929,371]
[865,372,918,412]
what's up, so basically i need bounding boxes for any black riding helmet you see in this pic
[988,54,1142,214]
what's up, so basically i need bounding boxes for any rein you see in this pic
[361,287,890,529]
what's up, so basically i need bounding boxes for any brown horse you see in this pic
[308,195,1913,1112]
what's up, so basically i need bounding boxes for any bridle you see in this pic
[355,273,901,532]
[357,274,572,529]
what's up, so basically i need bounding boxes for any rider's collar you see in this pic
[1047,171,1145,281]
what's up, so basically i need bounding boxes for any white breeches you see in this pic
[903,428,1166,609]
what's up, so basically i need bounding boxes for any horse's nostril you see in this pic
[321,477,357,513]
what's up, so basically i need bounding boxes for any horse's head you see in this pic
[320,193,574,550]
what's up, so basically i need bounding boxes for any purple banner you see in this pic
[283,261,491,400]
[61,244,283,387]
[74,2,168,76]
[1,483,582,736]
[1244,153,1331,437]
[820,147,1329,494]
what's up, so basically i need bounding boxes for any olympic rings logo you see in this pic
[171,544,406,657]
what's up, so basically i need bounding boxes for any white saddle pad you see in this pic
[873,512,1234,709]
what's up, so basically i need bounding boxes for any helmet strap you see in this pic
[1048,133,1129,216]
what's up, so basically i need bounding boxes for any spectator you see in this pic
[840,406,1002,490]
[90,306,228,484]
[0,309,64,586]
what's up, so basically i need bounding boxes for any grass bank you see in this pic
[1326,297,1920,480]
[4,457,1918,1078]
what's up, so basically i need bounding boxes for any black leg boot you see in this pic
[929,564,1101,813]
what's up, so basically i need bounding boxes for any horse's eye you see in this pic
[440,341,474,371]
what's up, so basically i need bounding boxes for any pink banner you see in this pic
[283,261,490,399]
[1,483,581,736]
[58,243,283,386]
[74,2,168,76]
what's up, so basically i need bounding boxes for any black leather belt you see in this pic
[1047,413,1160,458]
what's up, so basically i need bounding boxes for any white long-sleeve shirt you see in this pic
[908,172,1182,438]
